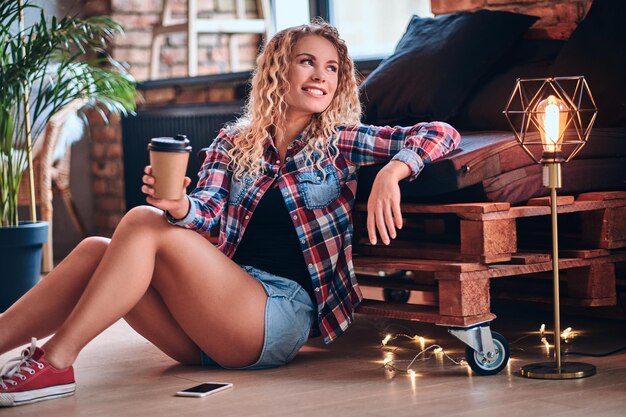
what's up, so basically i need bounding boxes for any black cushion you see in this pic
[452,39,565,131]
[549,0,626,127]
[359,10,538,126]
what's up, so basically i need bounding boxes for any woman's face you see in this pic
[284,35,340,117]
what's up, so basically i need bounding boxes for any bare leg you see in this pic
[42,206,267,369]
[123,286,202,365]
[0,236,211,366]
[0,237,109,354]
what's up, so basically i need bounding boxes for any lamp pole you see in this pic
[517,91,596,379]
[546,160,562,372]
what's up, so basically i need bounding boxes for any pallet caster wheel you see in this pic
[465,331,510,376]
[383,288,410,303]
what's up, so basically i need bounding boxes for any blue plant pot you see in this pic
[0,221,48,312]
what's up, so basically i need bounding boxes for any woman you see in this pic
[0,19,460,406]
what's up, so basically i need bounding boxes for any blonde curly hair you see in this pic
[227,19,361,180]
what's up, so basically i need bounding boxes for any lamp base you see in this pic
[520,362,596,379]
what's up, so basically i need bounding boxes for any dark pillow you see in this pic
[549,0,626,127]
[452,39,565,131]
[359,10,538,126]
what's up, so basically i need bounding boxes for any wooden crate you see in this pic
[353,191,626,264]
[353,192,626,327]
[355,250,626,326]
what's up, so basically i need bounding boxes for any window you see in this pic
[271,0,432,59]
[330,0,432,59]
[273,0,311,32]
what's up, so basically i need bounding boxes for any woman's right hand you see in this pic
[142,165,191,219]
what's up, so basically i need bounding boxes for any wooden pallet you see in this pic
[355,250,625,326]
[353,191,626,264]
[353,191,626,327]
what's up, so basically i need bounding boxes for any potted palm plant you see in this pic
[0,0,136,310]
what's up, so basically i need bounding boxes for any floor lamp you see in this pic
[503,76,597,379]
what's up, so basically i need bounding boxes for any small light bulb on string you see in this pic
[376,332,468,380]
[541,336,550,355]
[540,324,546,337]
[561,327,574,342]
[408,369,417,389]
[383,365,396,380]
[382,349,395,365]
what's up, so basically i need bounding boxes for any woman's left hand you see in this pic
[366,160,410,245]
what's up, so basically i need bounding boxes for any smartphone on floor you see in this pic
[175,382,233,397]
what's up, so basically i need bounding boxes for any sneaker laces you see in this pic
[0,338,43,390]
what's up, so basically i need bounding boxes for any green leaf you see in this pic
[0,0,136,226]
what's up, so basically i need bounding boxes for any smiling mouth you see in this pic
[303,87,326,96]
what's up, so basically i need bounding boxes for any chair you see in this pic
[150,0,272,78]
[18,100,88,273]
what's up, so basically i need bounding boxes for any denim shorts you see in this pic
[200,265,316,370]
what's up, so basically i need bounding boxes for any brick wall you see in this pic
[83,0,260,236]
[109,0,262,81]
[431,0,593,39]
[83,0,596,237]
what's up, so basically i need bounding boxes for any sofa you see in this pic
[356,0,626,205]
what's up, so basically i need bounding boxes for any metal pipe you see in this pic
[550,185,561,372]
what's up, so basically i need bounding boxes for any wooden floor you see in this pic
[2,288,626,417]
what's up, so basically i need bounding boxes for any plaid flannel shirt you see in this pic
[169,122,460,343]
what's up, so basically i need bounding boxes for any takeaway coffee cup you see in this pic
[147,134,192,200]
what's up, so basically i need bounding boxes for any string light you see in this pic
[409,369,417,392]
[561,327,575,342]
[376,323,577,378]
[379,340,467,376]
[541,336,551,355]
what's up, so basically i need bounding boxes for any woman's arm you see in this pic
[162,129,235,236]
[335,121,461,245]
[335,121,460,179]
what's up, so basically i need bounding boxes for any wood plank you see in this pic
[567,263,616,300]
[527,195,575,206]
[438,278,490,318]
[353,267,404,277]
[559,248,610,259]
[577,191,626,201]
[353,256,488,272]
[436,251,626,281]
[356,275,437,293]
[510,252,552,264]
[355,240,511,264]
[582,206,626,249]
[460,218,516,260]
[468,198,626,221]
[355,299,496,326]
[493,293,617,307]
[354,201,510,216]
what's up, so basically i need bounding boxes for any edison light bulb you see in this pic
[536,95,568,154]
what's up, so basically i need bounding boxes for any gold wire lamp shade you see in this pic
[503,76,598,379]
[503,76,597,166]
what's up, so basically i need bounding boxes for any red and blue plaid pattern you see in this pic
[169,122,460,343]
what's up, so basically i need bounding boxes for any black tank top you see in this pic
[232,185,315,302]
